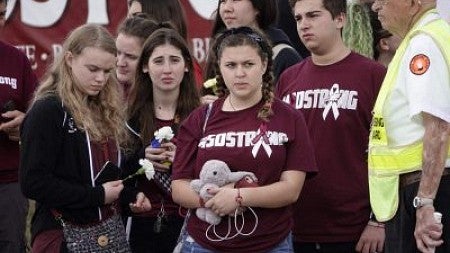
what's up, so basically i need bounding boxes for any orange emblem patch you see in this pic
[409,54,430,75]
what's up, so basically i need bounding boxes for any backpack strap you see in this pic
[202,103,213,134]
[272,43,294,60]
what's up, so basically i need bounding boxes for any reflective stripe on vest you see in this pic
[368,10,450,221]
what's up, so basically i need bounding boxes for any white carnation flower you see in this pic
[123,159,155,182]
[139,159,155,180]
[154,126,174,142]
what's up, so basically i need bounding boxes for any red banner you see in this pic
[1,0,215,78]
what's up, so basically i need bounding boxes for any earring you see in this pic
[184,68,189,72]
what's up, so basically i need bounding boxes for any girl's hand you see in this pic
[144,145,171,171]
[205,187,240,216]
[129,192,152,213]
[102,180,124,204]
[161,142,176,163]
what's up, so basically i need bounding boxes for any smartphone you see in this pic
[0,100,16,123]
[94,161,121,185]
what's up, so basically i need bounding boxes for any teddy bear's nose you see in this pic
[213,171,217,176]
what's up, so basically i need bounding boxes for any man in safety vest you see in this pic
[370,0,450,252]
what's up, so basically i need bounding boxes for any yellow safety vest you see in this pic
[368,10,450,222]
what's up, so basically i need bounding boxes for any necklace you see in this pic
[228,96,237,111]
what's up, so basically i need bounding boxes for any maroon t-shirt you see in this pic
[276,52,386,242]
[90,138,119,219]
[0,41,38,183]
[172,98,317,252]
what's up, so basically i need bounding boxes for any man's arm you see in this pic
[414,112,450,252]
[419,113,450,199]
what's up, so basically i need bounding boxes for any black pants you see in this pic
[385,175,450,253]
[0,183,28,253]
[294,242,357,253]
[129,215,184,253]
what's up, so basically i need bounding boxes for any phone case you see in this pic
[94,161,121,185]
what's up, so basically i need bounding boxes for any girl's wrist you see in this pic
[235,188,243,207]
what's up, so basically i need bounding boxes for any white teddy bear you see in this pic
[190,160,257,225]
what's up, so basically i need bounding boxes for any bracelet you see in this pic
[199,197,205,208]
[368,220,385,228]
[235,188,243,206]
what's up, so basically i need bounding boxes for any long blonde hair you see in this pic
[34,24,128,146]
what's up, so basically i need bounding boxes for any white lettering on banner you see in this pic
[192,38,210,63]
[187,0,218,19]
[198,130,288,151]
[16,44,37,70]
[86,0,109,25]
[6,0,109,27]
[0,76,18,89]
[22,0,68,27]
[282,83,359,121]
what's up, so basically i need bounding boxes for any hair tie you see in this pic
[157,21,174,30]
[215,26,267,54]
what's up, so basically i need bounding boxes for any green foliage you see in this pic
[343,3,374,59]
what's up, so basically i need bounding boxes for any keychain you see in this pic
[154,201,167,233]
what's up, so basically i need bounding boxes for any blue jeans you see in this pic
[181,233,293,253]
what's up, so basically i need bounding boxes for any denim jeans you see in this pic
[180,232,293,253]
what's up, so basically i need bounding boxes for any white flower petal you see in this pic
[138,159,155,180]
[145,168,155,180]
[154,126,174,142]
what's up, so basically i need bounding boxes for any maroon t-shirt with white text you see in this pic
[276,52,386,242]
[172,98,317,253]
[0,41,37,183]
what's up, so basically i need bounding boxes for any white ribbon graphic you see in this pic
[322,83,341,120]
[251,127,272,158]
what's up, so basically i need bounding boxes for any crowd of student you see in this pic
[1,0,449,252]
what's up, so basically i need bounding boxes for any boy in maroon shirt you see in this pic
[0,0,38,251]
[277,0,386,253]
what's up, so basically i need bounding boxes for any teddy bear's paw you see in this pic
[207,216,222,225]
[196,208,208,221]
[205,210,222,225]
